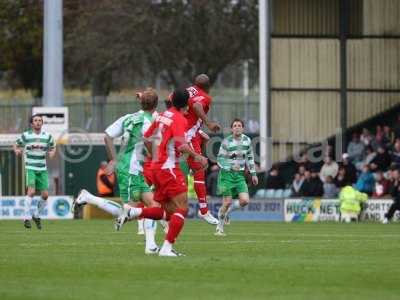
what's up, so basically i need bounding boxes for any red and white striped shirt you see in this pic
[144,107,187,169]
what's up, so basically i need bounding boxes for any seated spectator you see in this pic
[355,165,375,195]
[375,125,384,147]
[360,128,374,147]
[340,153,358,184]
[299,170,313,197]
[356,146,376,171]
[383,125,394,148]
[373,170,390,198]
[298,165,306,178]
[323,176,339,198]
[335,167,349,188]
[391,141,400,167]
[320,156,339,183]
[310,169,324,197]
[265,166,285,190]
[347,133,365,165]
[206,163,219,196]
[291,173,304,197]
[370,145,391,172]
[301,169,323,197]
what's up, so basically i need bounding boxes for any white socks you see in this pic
[26,197,48,219]
[25,196,33,220]
[33,198,47,218]
[84,192,122,216]
[225,200,240,216]
[144,219,158,250]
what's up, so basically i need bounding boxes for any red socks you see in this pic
[140,207,165,220]
[166,208,187,243]
[193,170,208,214]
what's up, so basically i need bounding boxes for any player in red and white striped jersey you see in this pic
[185,74,221,224]
[121,89,208,257]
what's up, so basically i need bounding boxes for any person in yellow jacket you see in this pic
[339,185,368,223]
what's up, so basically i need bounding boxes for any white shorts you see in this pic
[341,212,358,223]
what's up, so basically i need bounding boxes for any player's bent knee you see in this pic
[239,197,250,207]
[27,188,35,196]
[175,207,188,217]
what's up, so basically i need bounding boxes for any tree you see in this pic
[0,0,43,98]
[147,0,258,86]
[65,0,258,89]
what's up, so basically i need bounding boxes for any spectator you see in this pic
[320,156,339,183]
[360,128,374,147]
[370,145,391,172]
[391,140,400,167]
[206,163,219,196]
[298,165,306,178]
[355,165,375,195]
[309,169,324,197]
[383,125,394,148]
[323,175,339,198]
[299,168,323,197]
[340,153,358,184]
[347,133,365,164]
[291,173,304,197]
[335,167,349,188]
[356,146,376,171]
[265,166,285,190]
[373,170,390,198]
[375,125,384,147]
[299,170,313,197]
[96,161,116,197]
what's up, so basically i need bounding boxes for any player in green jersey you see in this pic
[73,89,165,254]
[14,114,56,230]
[215,118,258,236]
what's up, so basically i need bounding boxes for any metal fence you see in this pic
[0,96,260,133]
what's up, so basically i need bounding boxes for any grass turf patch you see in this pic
[0,220,399,300]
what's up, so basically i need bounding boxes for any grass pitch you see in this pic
[0,220,399,300]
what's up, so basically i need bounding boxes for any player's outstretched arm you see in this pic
[193,102,220,133]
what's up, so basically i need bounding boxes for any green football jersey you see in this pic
[217,134,256,175]
[105,110,155,175]
[15,129,55,171]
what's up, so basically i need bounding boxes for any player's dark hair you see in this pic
[171,89,189,109]
[30,114,43,125]
[230,118,244,128]
[164,99,172,109]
